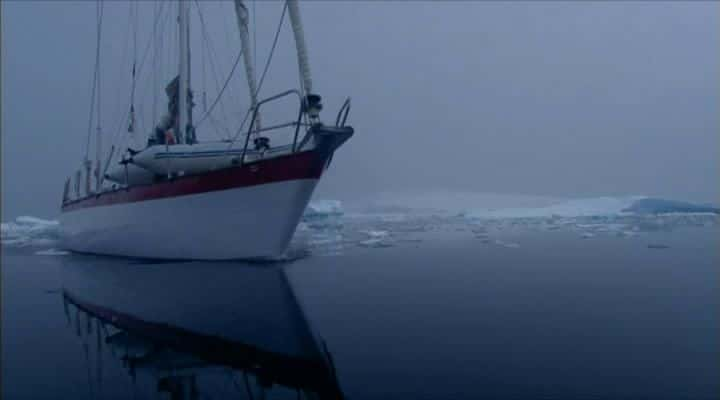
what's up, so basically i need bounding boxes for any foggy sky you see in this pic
[2,1,718,219]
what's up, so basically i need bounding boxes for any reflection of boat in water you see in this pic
[60,258,342,399]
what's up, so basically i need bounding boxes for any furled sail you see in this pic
[286,0,313,95]
[233,0,262,131]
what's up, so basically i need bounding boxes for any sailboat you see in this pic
[58,0,353,260]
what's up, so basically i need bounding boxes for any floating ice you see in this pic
[354,229,393,248]
[362,230,389,239]
[368,191,561,216]
[309,195,719,250]
[623,198,720,215]
[617,230,639,238]
[358,239,393,248]
[494,239,520,248]
[1,216,60,248]
[293,202,347,256]
[464,196,646,219]
[307,233,344,246]
[464,196,719,220]
[303,200,343,219]
[35,248,70,256]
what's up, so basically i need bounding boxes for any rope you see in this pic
[199,5,232,141]
[201,4,207,113]
[84,59,96,161]
[84,0,103,162]
[107,2,168,166]
[193,0,236,139]
[105,3,132,152]
[107,3,167,148]
[152,1,157,126]
[196,49,243,127]
[226,2,288,147]
[96,0,102,134]
[128,1,137,134]
[135,2,169,95]
[253,0,257,84]
[218,0,242,112]
[256,2,287,97]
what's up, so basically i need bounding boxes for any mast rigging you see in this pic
[178,0,192,144]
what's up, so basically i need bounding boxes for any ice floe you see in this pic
[452,196,720,241]
[463,196,646,219]
[293,201,347,256]
[494,239,520,248]
[294,195,718,254]
[361,230,389,239]
[623,198,720,215]
[35,248,70,256]
[357,230,393,248]
[463,196,719,220]
[303,200,343,219]
[1,216,59,248]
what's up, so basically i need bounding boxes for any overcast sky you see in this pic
[2,1,718,219]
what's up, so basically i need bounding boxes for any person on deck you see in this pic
[147,76,196,146]
[148,76,180,146]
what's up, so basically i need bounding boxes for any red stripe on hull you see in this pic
[62,150,325,212]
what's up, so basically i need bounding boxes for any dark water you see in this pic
[2,227,718,399]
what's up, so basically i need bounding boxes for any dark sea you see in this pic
[2,196,719,399]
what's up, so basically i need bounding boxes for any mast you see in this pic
[286,0,312,95]
[233,0,261,131]
[178,0,192,144]
[286,0,322,123]
[95,30,102,191]
[93,0,104,193]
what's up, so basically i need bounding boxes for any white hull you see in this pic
[59,178,318,260]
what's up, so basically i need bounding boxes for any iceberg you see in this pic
[1,216,60,247]
[361,230,389,239]
[303,200,343,219]
[464,196,719,220]
[464,196,646,219]
[35,248,70,256]
[622,198,720,215]
[457,196,719,238]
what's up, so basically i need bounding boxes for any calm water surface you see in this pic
[2,227,718,399]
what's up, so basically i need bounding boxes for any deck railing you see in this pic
[240,89,304,166]
[336,97,351,128]
[64,91,353,203]
[238,90,352,165]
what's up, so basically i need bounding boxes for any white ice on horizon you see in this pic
[35,248,70,256]
[1,216,60,247]
[494,239,520,248]
[358,238,393,248]
[362,230,389,239]
[463,196,648,219]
